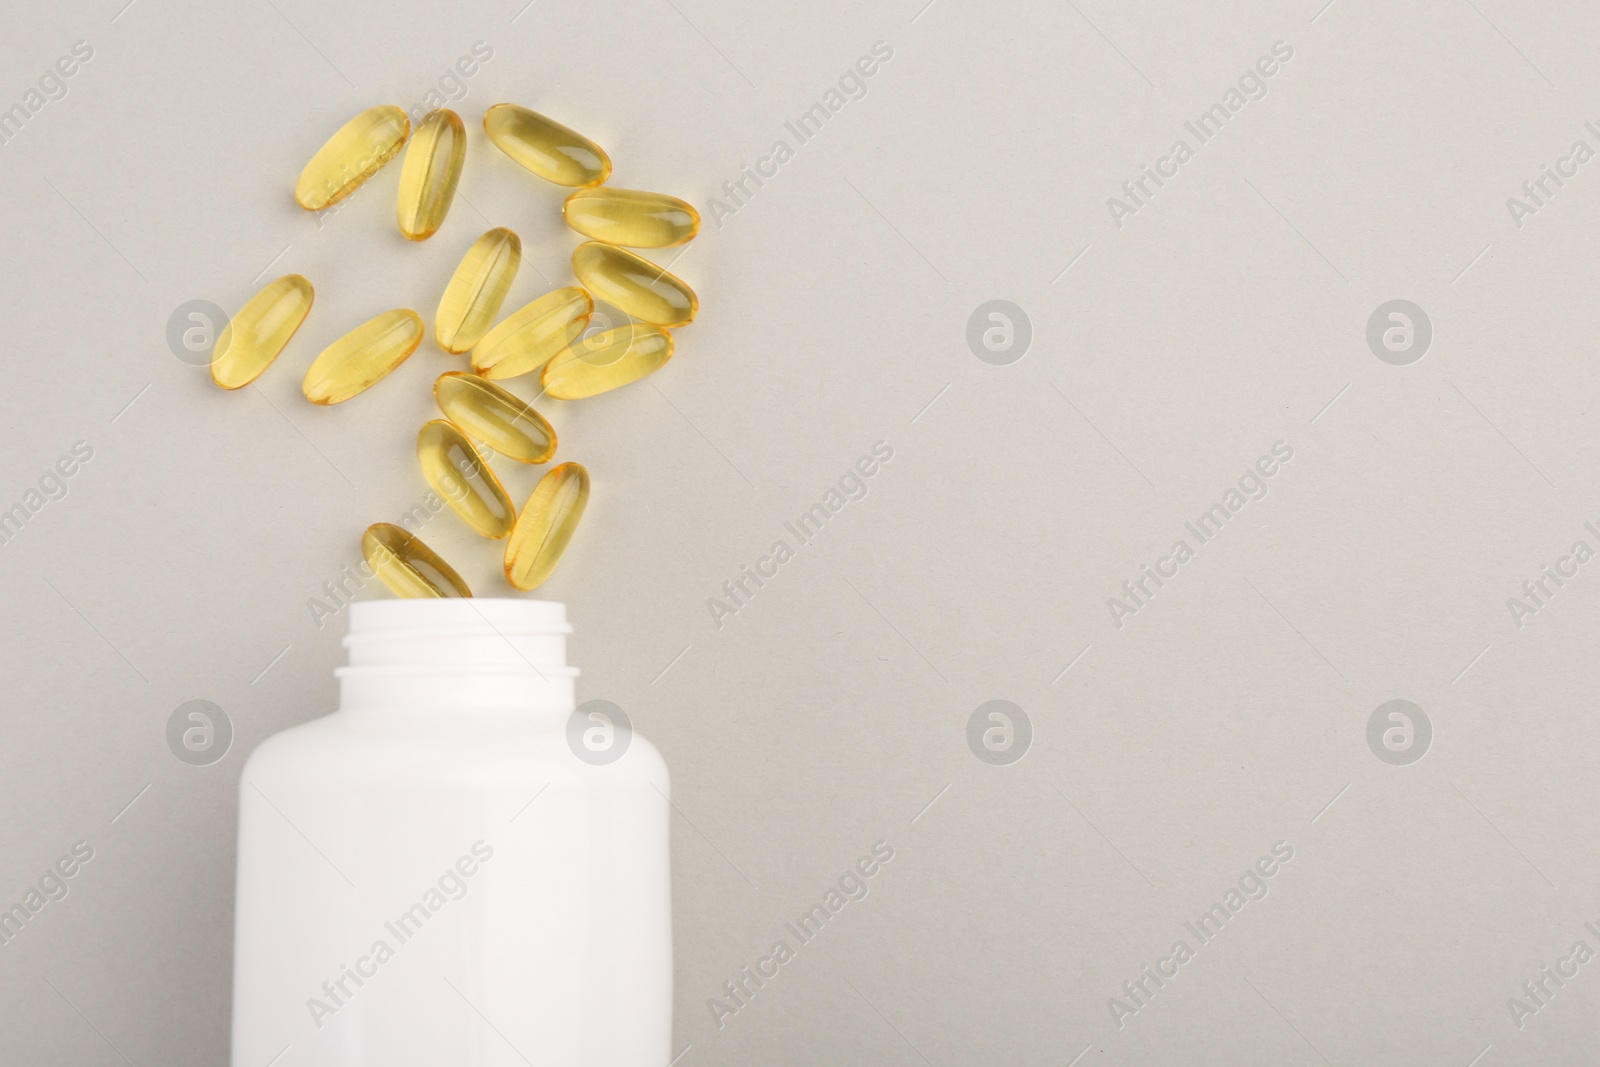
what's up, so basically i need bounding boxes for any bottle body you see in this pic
[230,600,671,1066]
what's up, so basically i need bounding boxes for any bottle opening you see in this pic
[344,598,573,668]
[337,599,578,712]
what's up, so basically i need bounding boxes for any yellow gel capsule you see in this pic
[361,523,471,598]
[563,188,700,248]
[210,274,314,389]
[542,324,674,400]
[417,420,515,538]
[436,228,521,354]
[470,287,592,380]
[571,242,697,327]
[504,462,589,591]
[396,109,465,241]
[294,105,410,211]
[483,103,610,188]
[434,372,557,464]
[302,309,424,405]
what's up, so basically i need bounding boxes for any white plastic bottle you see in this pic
[230,599,672,1066]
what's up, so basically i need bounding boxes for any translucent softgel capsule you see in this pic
[504,462,589,591]
[563,188,700,248]
[571,242,697,327]
[361,523,471,598]
[483,104,610,188]
[470,287,592,380]
[542,324,673,400]
[210,274,314,389]
[436,228,521,354]
[294,106,410,211]
[302,309,424,405]
[434,372,556,464]
[417,420,515,538]
[396,109,465,241]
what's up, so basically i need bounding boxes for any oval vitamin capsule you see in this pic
[302,309,424,405]
[211,274,314,390]
[470,287,592,380]
[483,103,610,188]
[571,242,697,327]
[542,324,673,400]
[504,462,589,591]
[416,420,516,538]
[434,372,557,464]
[563,188,700,248]
[396,109,465,241]
[436,228,521,354]
[294,105,410,212]
[361,523,472,598]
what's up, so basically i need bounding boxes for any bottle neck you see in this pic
[335,599,578,714]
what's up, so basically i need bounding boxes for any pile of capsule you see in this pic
[208,103,699,598]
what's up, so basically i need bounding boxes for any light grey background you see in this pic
[2,0,1597,1063]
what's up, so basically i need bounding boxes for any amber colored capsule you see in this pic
[436,228,521,354]
[563,188,700,248]
[504,462,589,591]
[483,104,610,188]
[302,309,424,405]
[542,324,673,400]
[434,372,556,464]
[294,106,410,211]
[396,109,465,241]
[470,287,592,380]
[210,274,314,389]
[416,420,515,538]
[571,242,697,327]
[361,523,471,598]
